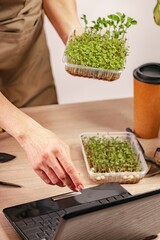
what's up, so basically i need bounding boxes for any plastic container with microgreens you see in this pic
[80,132,148,184]
[64,12,137,81]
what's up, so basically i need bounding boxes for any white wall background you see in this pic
[44,0,160,104]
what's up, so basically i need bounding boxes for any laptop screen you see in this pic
[55,190,160,240]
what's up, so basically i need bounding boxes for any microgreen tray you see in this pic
[80,132,148,184]
[63,24,125,82]
[64,59,122,81]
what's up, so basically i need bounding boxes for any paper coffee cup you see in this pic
[133,63,160,139]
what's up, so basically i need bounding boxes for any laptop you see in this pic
[3,183,160,240]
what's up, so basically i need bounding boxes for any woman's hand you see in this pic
[0,92,84,192]
[43,0,82,44]
[20,125,84,192]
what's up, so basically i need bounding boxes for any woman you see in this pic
[0,0,84,192]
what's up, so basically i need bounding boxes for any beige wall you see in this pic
[44,0,160,104]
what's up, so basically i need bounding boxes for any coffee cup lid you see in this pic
[133,63,160,84]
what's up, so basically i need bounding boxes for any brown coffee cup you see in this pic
[133,63,160,139]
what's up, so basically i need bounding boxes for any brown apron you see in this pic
[0,0,58,108]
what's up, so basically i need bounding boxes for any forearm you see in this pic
[0,92,84,191]
[0,92,41,145]
[43,0,81,44]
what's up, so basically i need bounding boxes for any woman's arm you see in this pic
[0,92,84,191]
[43,0,81,44]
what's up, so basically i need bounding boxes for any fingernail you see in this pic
[76,184,84,191]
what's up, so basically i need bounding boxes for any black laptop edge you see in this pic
[63,188,160,220]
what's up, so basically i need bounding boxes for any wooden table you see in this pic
[0,98,160,239]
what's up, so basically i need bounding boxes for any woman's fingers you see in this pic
[22,125,84,191]
[36,167,65,187]
[51,159,79,191]
[35,152,82,191]
[42,153,81,191]
[54,145,83,191]
[35,169,51,184]
[33,147,83,191]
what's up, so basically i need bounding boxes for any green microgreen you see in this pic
[64,12,137,71]
[82,135,141,173]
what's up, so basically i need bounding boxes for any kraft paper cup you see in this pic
[133,63,160,139]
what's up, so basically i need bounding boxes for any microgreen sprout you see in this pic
[82,135,141,173]
[64,12,137,71]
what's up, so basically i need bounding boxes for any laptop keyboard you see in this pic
[16,211,63,240]
[15,192,131,240]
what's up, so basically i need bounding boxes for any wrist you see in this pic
[0,92,43,148]
[13,114,42,148]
